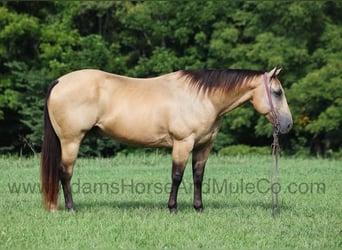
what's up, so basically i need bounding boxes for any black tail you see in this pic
[41,80,61,210]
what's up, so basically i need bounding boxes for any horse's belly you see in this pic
[97,119,173,148]
[115,131,173,148]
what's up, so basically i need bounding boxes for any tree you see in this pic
[0,1,341,157]
[0,5,40,153]
[288,22,342,156]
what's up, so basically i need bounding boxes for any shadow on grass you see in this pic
[74,198,292,212]
[76,200,167,211]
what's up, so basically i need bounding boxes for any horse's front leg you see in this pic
[168,139,193,213]
[192,143,212,212]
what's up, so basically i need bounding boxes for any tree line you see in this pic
[0,1,341,157]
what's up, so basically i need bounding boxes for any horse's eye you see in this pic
[273,89,282,97]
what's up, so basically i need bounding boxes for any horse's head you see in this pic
[250,67,293,134]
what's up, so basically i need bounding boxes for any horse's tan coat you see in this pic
[44,68,292,211]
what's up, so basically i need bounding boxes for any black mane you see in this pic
[181,69,264,93]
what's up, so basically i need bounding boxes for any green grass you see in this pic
[0,154,341,249]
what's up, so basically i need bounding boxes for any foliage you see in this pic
[219,145,270,157]
[0,1,341,157]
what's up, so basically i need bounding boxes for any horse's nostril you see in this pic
[287,122,293,129]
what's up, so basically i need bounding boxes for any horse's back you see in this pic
[48,69,218,148]
[48,69,178,146]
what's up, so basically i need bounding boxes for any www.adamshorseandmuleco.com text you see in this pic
[7,178,326,195]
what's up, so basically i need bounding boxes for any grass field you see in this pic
[0,153,341,249]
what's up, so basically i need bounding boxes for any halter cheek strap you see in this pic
[263,73,280,133]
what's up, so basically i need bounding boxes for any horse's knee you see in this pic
[172,170,183,184]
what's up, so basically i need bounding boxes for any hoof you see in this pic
[169,207,177,214]
[194,205,203,213]
[194,202,203,213]
[66,207,76,212]
[65,202,76,212]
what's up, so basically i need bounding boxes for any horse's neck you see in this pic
[212,85,254,116]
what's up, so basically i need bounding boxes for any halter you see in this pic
[263,73,280,133]
[263,72,281,217]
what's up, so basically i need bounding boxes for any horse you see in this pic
[41,67,293,212]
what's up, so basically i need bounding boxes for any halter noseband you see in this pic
[263,73,280,133]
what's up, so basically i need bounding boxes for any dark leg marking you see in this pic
[168,161,185,213]
[59,165,75,211]
[192,159,206,212]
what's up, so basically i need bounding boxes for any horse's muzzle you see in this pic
[266,113,293,134]
[278,115,293,134]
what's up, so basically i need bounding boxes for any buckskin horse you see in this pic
[41,67,293,212]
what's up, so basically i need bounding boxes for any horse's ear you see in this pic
[268,67,282,78]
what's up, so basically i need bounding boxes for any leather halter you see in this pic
[263,73,280,133]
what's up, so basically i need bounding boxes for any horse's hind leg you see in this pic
[59,138,82,211]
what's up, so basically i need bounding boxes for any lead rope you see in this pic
[263,73,281,218]
[271,129,280,217]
